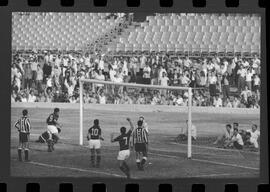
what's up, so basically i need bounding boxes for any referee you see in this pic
[14,109,31,162]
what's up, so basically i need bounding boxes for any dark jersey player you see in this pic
[111,118,134,178]
[14,109,31,162]
[87,119,104,168]
[46,108,61,152]
[133,120,148,170]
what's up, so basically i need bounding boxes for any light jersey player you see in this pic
[46,108,61,152]
[111,118,134,179]
[14,109,31,162]
[87,119,104,168]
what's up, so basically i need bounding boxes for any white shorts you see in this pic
[117,149,130,161]
[89,139,101,149]
[47,125,58,134]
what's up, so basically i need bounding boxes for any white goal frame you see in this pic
[79,79,193,158]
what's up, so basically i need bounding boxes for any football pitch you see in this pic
[11,105,260,178]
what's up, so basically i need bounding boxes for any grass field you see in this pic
[11,105,260,178]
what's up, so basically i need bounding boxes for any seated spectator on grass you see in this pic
[213,124,233,146]
[224,128,244,150]
[246,124,260,149]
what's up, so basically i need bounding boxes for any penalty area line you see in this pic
[25,161,123,178]
[191,158,259,171]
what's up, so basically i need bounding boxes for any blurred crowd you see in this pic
[11,50,261,108]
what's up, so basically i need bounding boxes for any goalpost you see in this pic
[79,79,193,158]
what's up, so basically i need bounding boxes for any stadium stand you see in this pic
[108,13,260,56]
[12,13,126,51]
[11,13,261,108]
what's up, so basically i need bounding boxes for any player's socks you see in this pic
[47,139,53,152]
[141,157,147,167]
[90,149,95,167]
[123,162,130,177]
[18,148,22,162]
[24,149,29,161]
[120,165,129,178]
[136,159,141,170]
[96,155,101,168]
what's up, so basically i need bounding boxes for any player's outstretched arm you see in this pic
[127,118,134,131]
[110,133,115,143]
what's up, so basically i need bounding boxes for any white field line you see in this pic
[20,160,123,178]
[191,158,259,171]
[63,145,260,171]
[189,171,259,178]
[169,142,259,155]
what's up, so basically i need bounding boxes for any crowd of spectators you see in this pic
[11,50,261,108]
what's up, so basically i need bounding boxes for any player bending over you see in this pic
[46,108,61,152]
[133,120,149,171]
[87,119,104,168]
[14,109,31,162]
[111,118,134,178]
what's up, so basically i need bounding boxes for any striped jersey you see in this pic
[133,127,148,144]
[14,116,31,133]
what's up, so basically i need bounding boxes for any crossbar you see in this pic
[80,79,190,91]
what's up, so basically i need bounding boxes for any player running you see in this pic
[14,109,31,162]
[133,120,149,171]
[46,108,61,152]
[111,118,134,178]
[87,119,104,168]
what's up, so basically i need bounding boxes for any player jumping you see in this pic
[46,108,61,152]
[14,109,31,162]
[133,120,148,171]
[111,118,134,178]
[87,119,104,168]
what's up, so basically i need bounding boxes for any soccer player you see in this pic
[87,119,104,168]
[14,109,31,162]
[133,120,148,171]
[46,108,61,152]
[111,118,134,178]
[139,116,149,133]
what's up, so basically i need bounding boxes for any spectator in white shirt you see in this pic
[246,124,260,149]
[98,91,106,104]
[208,71,217,97]
[213,124,234,146]
[27,90,37,102]
[253,74,260,92]
[213,95,223,107]
[245,68,254,90]
[237,65,246,93]
[241,85,252,103]
[159,72,169,87]
[225,128,244,149]
[94,69,105,91]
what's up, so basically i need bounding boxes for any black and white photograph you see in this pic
[11,12,260,178]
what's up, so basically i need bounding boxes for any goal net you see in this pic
[79,79,193,158]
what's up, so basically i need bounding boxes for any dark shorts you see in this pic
[135,143,147,156]
[19,132,29,143]
[233,141,243,150]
